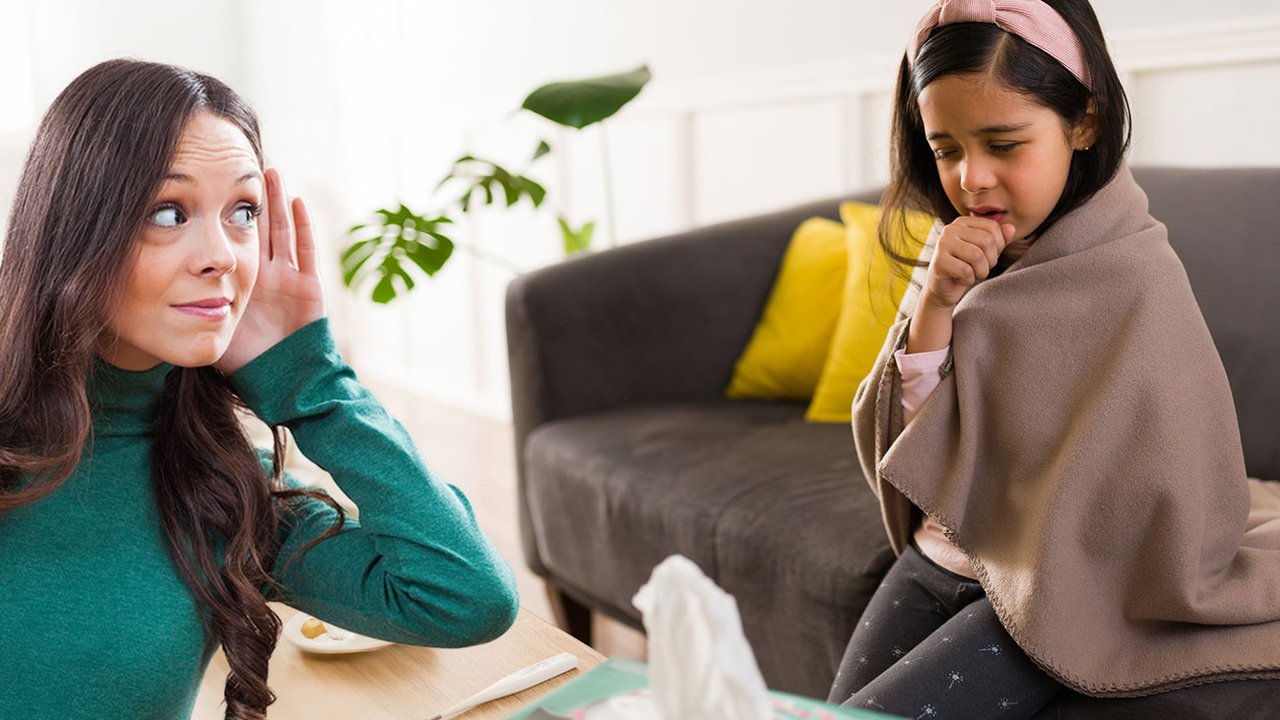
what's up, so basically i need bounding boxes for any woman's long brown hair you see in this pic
[1,59,345,719]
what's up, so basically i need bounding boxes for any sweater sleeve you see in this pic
[229,318,518,648]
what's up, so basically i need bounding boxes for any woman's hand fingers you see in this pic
[216,165,325,375]
[256,171,272,264]
[293,196,317,277]
[266,167,296,267]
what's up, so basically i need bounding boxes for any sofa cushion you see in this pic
[807,202,934,423]
[712,446,896,698]
[726,216,849,401]
[523,401,890,640]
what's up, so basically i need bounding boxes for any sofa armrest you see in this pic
[505,194,877,574]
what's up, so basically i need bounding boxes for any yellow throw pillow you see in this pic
[806,202,935,423]
[725,216,847,401]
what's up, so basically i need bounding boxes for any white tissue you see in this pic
[631,555,772,720]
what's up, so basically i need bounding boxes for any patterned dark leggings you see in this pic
[828,542,1062,719]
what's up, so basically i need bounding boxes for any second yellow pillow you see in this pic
[725,216,847,400]
[806,202,935,423]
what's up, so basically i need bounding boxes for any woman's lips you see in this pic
[173,300,231,319]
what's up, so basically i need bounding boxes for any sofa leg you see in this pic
[544,582,593,646]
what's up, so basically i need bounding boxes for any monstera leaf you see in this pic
[438,153,548,212]
[341,65,654,303]
[343,205,454,303]
[522,65,652,129]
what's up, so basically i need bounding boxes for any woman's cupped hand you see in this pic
[215,168,326,374]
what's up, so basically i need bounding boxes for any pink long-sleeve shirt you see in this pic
[894,345,978,579]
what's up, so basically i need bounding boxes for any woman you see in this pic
[0,59,519,719]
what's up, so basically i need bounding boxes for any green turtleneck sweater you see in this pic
[0,318,519,719]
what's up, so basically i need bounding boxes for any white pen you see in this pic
[425,652,580,720]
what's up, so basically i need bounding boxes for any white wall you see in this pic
[0,0,250,261]
[2,0,1279,419]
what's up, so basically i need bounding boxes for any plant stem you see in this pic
[453,241,526,275]
[600,124,619,248]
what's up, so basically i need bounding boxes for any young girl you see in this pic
[0,60,518,719]
[830,1,1280,717]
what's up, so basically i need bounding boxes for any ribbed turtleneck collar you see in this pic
[88,356,174,437]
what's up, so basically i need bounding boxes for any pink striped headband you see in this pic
[907,0,1092,91]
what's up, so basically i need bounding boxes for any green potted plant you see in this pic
[342,65,652,304]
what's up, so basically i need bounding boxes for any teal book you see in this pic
[508,657,902,719]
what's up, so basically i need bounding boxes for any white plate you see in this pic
[282,613,395,654]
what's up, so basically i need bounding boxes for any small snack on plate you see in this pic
[285,613,391,653]
[300,617,326,639]
[299,616,349,640]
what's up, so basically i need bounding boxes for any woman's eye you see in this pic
[932,148,955,161]
[990,143,1019,154]
[231,204,261,227]
[149,205,185,228]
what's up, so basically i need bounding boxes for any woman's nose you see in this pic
[192,221,238,276]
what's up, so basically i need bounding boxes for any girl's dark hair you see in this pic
[0,59,345,719]
[879,0,1131,276]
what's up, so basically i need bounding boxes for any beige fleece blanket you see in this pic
[852,165,1280,696]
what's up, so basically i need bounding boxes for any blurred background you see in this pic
[2,0,1279,419]
[3,0,1279,648]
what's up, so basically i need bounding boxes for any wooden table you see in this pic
[193,604,605,719]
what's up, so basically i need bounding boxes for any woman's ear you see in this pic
[1073,98,1099,150]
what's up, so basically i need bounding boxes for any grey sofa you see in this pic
[505,166,1280,717]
